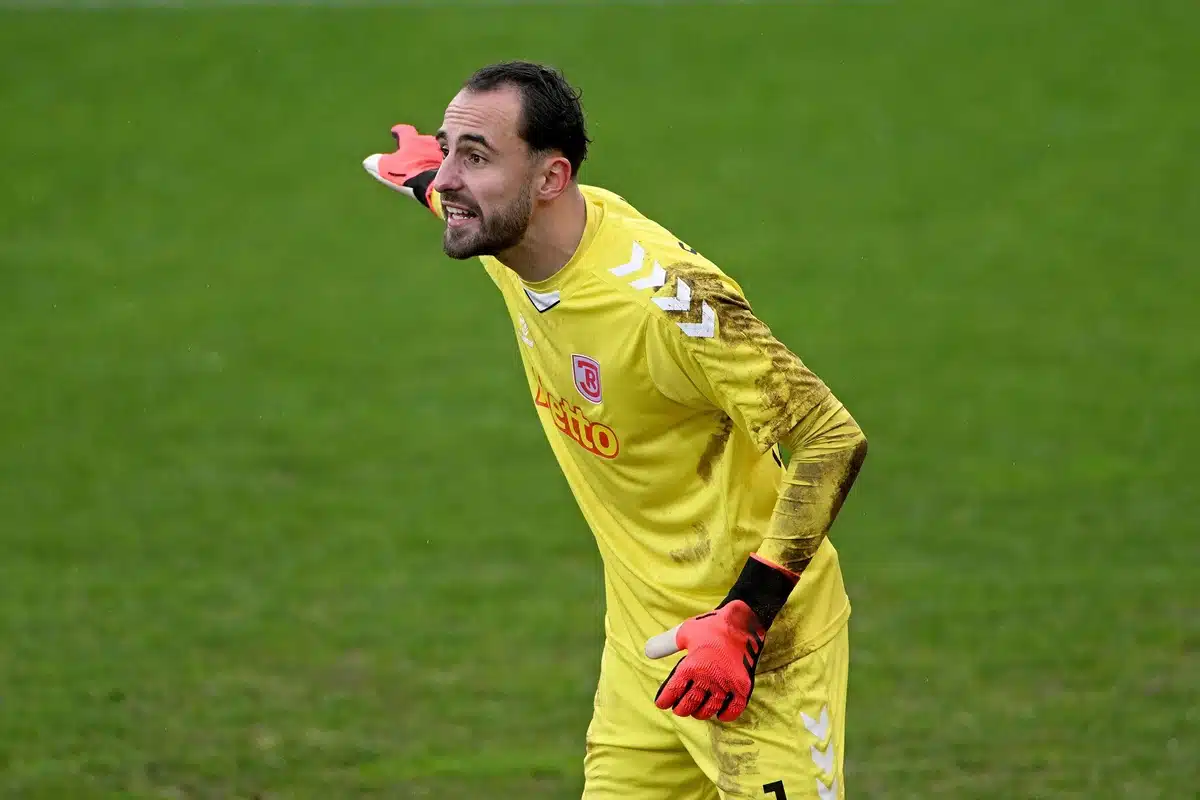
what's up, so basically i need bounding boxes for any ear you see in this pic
[536,155,574,201]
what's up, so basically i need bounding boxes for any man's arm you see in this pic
[758,392,868,578]
[646,393,867,723]
[642,262,868,722]
[688,394,867,650]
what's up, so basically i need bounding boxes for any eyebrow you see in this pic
[435,130,497,153]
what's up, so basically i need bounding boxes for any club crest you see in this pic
[572,354,603,404]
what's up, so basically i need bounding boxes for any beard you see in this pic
[442,183,534,260]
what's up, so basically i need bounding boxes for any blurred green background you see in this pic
[1,1,1197,797]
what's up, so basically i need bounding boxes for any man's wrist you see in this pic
[718,554,800,630]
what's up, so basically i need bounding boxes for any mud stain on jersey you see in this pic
[709,716,760,797]
[669,522,712,564]
[832,437,869,520]
[665,263,829,449]
[697,414,734,482]
[759,614,799,671]
[767,435,870,573]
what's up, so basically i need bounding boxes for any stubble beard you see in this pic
[442,183,534,260]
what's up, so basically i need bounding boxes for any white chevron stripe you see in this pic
[652,277,692,312]
[805,704,837,800]
[609,242,645,277]
[676,301,715,338]
[802,706,831,741]
[630,262,666,290]
[811,742,835,776]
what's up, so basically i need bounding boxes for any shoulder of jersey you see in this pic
[582,186,740,341]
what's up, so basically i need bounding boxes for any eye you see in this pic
[467,152,486,166]
[440,146,449,157]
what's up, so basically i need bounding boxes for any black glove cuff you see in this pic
[718,556,798,630]
[402,169,439,208]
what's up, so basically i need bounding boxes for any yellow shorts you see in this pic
[583,624,848,800]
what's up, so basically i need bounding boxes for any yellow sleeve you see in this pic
[756,395,868,574]
[645,266,831,453]
[644,264,868,575]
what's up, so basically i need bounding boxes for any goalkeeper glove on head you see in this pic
[362,124,444,212]
[645,554,798,722]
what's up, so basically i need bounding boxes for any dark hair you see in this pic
[464,61,591,180]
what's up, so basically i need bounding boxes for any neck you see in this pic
[496,185,587,283]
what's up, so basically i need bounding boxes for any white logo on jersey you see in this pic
[613,240,717,339]
[518,315,534,348]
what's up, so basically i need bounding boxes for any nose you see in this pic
[432,158,461,195]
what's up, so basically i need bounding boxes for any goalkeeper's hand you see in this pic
[645,555,798,722]
[362,124,443,212]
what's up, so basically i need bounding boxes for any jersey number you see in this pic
[763,781,788,799]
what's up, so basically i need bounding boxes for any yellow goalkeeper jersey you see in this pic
[472,186,850,672]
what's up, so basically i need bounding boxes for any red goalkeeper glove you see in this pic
[645,555,799,722]
[362,124,444,213]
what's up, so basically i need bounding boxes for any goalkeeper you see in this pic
[363,61,868,800]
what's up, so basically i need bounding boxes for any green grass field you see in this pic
[2,1,1197,797]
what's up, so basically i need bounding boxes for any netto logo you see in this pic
[535,379,620,460]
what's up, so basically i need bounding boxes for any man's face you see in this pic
[433,87,536,260]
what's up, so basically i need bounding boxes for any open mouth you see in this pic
[444,204,478,228]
